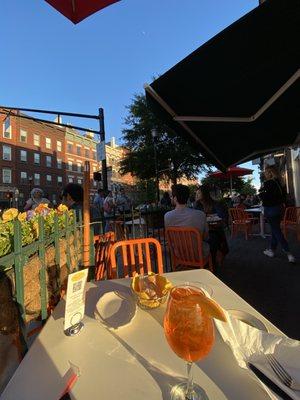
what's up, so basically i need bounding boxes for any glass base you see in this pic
[170,382,209,400]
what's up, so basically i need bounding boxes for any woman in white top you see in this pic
[24,188,50,211]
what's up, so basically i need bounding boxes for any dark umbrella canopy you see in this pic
[46,0,120,24]
[145,0,300,171]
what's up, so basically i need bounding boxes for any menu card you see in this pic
[64,269,88,331]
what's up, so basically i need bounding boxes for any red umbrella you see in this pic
[46,0,121,24]
[209,165,253,195]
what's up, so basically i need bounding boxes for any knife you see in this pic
[248,362,294,400]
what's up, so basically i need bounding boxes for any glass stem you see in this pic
[186,362,194,400]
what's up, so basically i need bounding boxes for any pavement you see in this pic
[216,229,300,340]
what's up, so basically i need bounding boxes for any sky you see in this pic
[0,0,260,187]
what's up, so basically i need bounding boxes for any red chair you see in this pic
[229,208,253,240]
[165,227,213,272]
[94,231,115,280]
[109,238,163,278]
[281,207,300,241]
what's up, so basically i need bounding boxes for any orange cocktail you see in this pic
[164,286,215,363]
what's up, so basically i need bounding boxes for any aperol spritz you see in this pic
[164,285,215,400]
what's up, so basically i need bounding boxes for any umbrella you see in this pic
[45,0,121,24]
[145,0,300,172]
[209,166,253,195]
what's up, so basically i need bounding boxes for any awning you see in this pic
[45,0,120,24]
[145,0,300,172]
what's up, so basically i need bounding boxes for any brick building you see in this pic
[0,109,99,208]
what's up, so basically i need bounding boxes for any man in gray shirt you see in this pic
[164,184,210,258]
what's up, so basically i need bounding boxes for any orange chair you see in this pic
[281,207,300,241]
[94,231,115,280]
[109,238,163,278]
[229,208,253,240]
[165,227,213,272]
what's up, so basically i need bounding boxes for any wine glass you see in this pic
[164,285,215,400]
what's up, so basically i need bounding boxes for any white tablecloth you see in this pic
[1,270,282,400]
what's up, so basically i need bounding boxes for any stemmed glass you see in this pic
[164,285,215,400]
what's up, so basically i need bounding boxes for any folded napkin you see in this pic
[215,310,300,400]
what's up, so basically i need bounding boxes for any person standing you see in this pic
[93,189,105,213]
[24,188,50,211]
[116,188,132,214]
[259,166,295,263]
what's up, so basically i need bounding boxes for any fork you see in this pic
[265,353,300,391]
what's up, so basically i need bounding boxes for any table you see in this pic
[245,208,269,238]
[1,270,282,400]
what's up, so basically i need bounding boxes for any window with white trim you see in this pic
[57,176,63,185]
[77,162,82,172]
[34,134,40,146]
[20,171,27,184]
[92,151,97,160]
[46,175,52,184]
[57,158,62,169]
[20,150,27,162]
[76,146,81,156]
[67,143,73,153]
[3,145,11,161]
[77,178,82,185]
[34,153,40,165]
[57,140,62,152]
[20,129,27,143]
[85,148,89,158]
[46,155,52,167]
[68,176,74,183]
[2,168,12,184]
[3,117,11,139]
[46,137,51,149]
[34,173,40,185]
[68,160,73,171]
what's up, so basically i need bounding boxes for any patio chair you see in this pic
[229,208,253,240]
[165,227,213,272]
[94,231,115,280]
[109,238,163,278]
[281,207,300,241]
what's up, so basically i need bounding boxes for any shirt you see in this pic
[164,207,210,257]
[259,179,286,207]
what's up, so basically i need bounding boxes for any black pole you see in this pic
[153,139,160,205]
[98,108,108,191]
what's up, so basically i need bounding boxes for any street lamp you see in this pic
[28,176,33,193]
[151,129,160,205]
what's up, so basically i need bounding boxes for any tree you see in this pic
[201,175,256,196]
[119,93,211,184]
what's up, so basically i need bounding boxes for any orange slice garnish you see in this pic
[189,294,227,322]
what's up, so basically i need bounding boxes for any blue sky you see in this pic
[0,0,260,187]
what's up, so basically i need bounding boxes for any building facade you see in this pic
[0,109,99,208]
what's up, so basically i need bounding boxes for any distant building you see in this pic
[0,109,99,208]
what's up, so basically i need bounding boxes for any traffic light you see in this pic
[93,172,102,181]
[5,192,13,199]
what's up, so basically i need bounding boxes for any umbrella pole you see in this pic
[83,161,91,268]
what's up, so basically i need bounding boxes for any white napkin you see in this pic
[215,310,300,400]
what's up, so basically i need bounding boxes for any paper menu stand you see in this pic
[64,269,88,336]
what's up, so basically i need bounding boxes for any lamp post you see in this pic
[14,189,19,210]
[28,176,33,194]
[151,129,160,205]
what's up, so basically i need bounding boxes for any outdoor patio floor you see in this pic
[216,230,300,340]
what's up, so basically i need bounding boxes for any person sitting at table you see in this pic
[164,184,210,259]
[195,185,229,268]
[259,166,295,263]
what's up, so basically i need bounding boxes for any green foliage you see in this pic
[239,178,257,196]
[201,175,256,196]
[120,93,211,183]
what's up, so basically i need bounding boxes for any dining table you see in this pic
[245,207,269,238]
[0,269,284,400]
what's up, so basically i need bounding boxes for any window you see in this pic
[76,146,81,156]
[20,171,27,184]
[46,155,52,167]
[67,143,73,153]
[46,175,52,184]
[85,149,89,158]
[93,165,97,172]
[34,153,40,165]
[57,176,63,185]
[68,160,73,171]
[20,150,27,162]
[68,176,74,183]
[92,151,97,160]
[34,134,40,146]
[3,117,11,139]
[77,162,82,172]
[3,145,11,161]
[57,158,62,169]
[2,168,11,184]
[20,129,27,143]
[93,181,97,187]
[57,140,62,152]
[34,173,40,186]
[77,178,82,185]
[46,137,51,149]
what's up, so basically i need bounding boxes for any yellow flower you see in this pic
[57,204,68,213]
[18,212,27,222]
[33,221,39,237]
[2,208,19,222]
